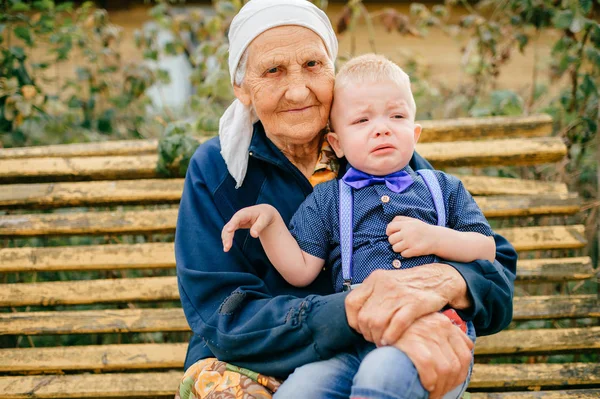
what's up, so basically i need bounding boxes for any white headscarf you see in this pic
[220,0,338,188]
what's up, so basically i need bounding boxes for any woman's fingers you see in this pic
[380,303,419,346]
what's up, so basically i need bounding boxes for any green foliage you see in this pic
[156,122,201,177]
[0,0,162,147]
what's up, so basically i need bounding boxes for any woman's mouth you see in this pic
[284,105,314,113]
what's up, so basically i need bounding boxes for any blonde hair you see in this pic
[335,53,416,117]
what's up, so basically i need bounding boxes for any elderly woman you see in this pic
[175,1,516,399]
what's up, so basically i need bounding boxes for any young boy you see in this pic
[222,54,495,399]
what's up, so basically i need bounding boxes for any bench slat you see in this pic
[516,257,595,281]
[0,343,187,373]
[0,243,174,273]
[0,177,570,210]
[0,116,552,161]
[469,363,600,389]
[0,277,179,307]
[0,202,586,241]
[0,371,181,399]
[418,114,553,143]
[471,390,600,399]
[476,326,600,355]
[1,365,599,398]
[1,243,592,281]
[1,296,597,335]
[0,138,567,184]
[496,225,586,252]
[1,326,598,373]
[418,137,566,168]
[0,155,158,184]
[474,194,580,218]
[1,261,597,306]
[0,140,159,160]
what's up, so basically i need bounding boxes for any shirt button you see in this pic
[392,259,401,269]
[381,195,390,203]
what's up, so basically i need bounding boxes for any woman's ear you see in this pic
[413,124,422,144]
[233,84,252,106]
[326,132,345,158]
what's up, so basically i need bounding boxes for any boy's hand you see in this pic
[386,216,440,258]
[222,204,278,252]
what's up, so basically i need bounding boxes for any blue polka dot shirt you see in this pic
[289,165,494,292]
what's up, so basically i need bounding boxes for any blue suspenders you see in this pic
[339,169,445,291]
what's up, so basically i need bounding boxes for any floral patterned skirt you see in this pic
[175,358,282,399]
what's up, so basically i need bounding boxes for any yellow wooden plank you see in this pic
[0,155,159,184]
[476,326,600,355]
[470,363,600,389]
[0,138,565,184]
[1,295,596,336]
[496,225,587,252]
[0,343,187,373]
[0,243,175,273]
[0,308,189,335]
[471,390,600,399]
[0,176,570,209]
[419,114,553,143]
[0,371,181,399]
[474,194,580,218]
[0,179,184,209]
[460,175,568,196]
[0,206,585,239]
[513,295,600,320]
[0,140,159,160]
[417,137,566,168]
[0,276,179,307]
[2,325,598,374]
[516,257,595,281]
[0,208,178,236]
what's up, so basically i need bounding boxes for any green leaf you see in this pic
[552,10,574,30]
[10,1,31,12]
[9,46,25,60]
[570,16,586,33]
[585,47,600,67]
[13,26,33,46]
[515,33,528,53]
[0,24,5,45]
[143,49,158,61]
[32,0,54,11]
[580,75,597,97]
[76,67,91,81]
[591,24,600,48]
[55,1,73,12]
[490,90,524,116]
[580,0,593,15]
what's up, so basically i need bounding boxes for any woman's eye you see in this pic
[393,115,404,119]
[306,60,320,68]
[266,67,279,74]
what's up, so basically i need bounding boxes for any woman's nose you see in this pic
[285,78,310,102]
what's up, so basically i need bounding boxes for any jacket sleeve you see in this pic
[409,152,517,336]
[175,154,361,377]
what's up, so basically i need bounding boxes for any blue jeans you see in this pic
[274,322,476,399]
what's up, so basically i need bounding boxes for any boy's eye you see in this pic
[393,114,404,119]
[354,118,368,124]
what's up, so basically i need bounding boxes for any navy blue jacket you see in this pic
[175,122,516,378]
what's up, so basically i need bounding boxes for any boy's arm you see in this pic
[222,204,325,287]
[386,217,495,262]
[427,226,496,263]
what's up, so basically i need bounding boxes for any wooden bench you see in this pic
[1,114,598,399]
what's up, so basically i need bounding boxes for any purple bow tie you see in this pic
[342,167,414,193]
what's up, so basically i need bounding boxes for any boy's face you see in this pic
[328,80,421,176]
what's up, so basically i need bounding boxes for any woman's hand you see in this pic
[393,312,474,399]
[222,204,278,252]
[386,216,440,258]
[345,264,470,346]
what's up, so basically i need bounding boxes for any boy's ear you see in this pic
[413,124,422,144]
[326,132,345,158]
[233,84,252,106]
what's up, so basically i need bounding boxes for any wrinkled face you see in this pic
[234,26,334,148]
[328,81,421,176]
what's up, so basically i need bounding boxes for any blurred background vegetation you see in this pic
[1,0,599,360]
